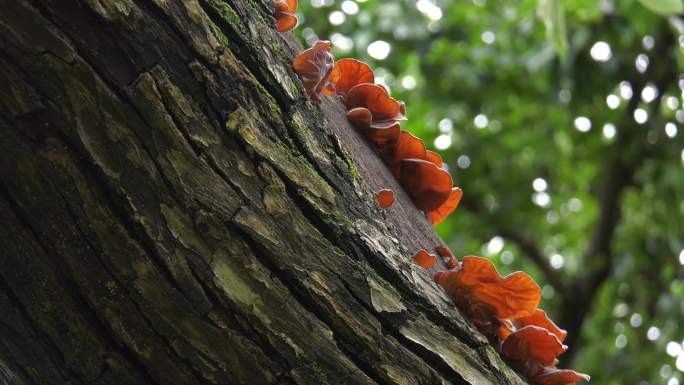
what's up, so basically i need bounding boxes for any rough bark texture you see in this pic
[0,1,528,384]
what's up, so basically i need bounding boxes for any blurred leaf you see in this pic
[537,0,569,60]
[637,0,684,15]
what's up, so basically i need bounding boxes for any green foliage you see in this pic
[296,1,684,384]
[637,0,684,16]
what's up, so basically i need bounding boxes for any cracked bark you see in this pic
[0,1,527,384]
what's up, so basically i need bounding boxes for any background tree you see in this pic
[296,0,684,384]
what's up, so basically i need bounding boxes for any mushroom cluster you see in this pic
[292,41,462,226]
[426,251,589,385]
[284,33,589,385]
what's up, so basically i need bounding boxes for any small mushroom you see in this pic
[274,0,298,32]
[387,131,427,175]
[345,83,405,122]
[514,309,568,343]
[435,244,459,269]
[501,326,567,378]
[325,58,374,96]
[534,367,590,385]
[428,187,462,226]
[376,189,395,209]
[292,40,335,102]
[346,107,373,129]
[413,249,437,269]
[398,158,452,212]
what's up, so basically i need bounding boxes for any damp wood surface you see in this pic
[0,1,528,384]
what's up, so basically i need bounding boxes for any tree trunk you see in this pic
[0,1,526,384]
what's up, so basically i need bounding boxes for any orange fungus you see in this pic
[363,122,401,156]
[325,58,374,96]
[388,131,426,168]
[413,249,437,269]
[534,367,590,385]
[344,83,405,122]
[428,187,463,226]
[502,319,586,384]
[314,46,588,385]
[274,0,298,32]
[346,107,373,129]
[514,309,568,343]
[385,131,427,177]
[434,256,541,320]
[501,326,567,378]
[426,150,443,168]
[376,189,395,209]
[398,158,453,212]
[292,41,335,102]
[435,245,459,269]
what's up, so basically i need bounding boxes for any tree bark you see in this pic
[0,1,526,384]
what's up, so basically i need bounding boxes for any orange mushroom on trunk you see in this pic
[325,58,374,96]
[428,187,463,226]
[534,367,590,385]
[274,0,298,32]
[292,40,335,102]
[363,122,401,156]
[376,189,395,209]
[501,326,567,378]
[346,108,401,155]
[413,249,437,269]
[398,158,452,212]
[434,256,541,338]
[345,83,405,123]
[434,256,541,319]
[435,244,459,269]
[425,150,443,168]
[387,131,427,174]
[346,107,373,129]
[514,309,568,343]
